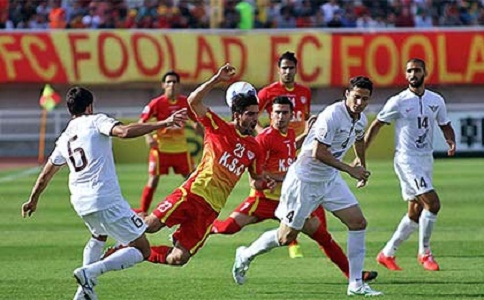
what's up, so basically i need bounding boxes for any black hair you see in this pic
[406,58,426,72]
[162,71,180,83]
[231,93,259,115]
[347,76,373,95]
[66,86,93,116]
[272,95,294,111]
[278,51,298,67]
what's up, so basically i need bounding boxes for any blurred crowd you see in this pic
[1,0,483,30]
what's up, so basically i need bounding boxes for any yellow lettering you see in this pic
[367,36,398,86]
[21,36,57,80]
[401,35,434,79]
[465,35,484,82]
[340,37,363,83]
[437,35,463,83]
[0,36,23,80]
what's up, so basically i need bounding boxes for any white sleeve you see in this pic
[377,97,400,124]
[94,114,121,136]
[314,110,336,146]
[49,144,67,166]
[436,97,451,126]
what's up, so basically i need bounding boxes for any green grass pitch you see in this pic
[1,158,483,299]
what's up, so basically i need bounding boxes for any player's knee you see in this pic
[347,216,367,231]
[166,249,190,266]
[278,230,298,246]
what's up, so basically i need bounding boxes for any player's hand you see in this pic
[167,108,188,128]
[21,200,37,218]
[446,139,456,156]
[349,165,371,181]
[216,63,236,82]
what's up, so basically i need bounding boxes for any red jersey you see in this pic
[183,110,264,212]
[140,94,194,153]
[251,126,296,200]
[258,82,311,136]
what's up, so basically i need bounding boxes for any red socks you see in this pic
[140,186,155,213]
[148,245,172,264]
[211,218,242,234]
[310,225,350,278]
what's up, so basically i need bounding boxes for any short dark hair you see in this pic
[162,71,180,83]
[348,76,373,95]
[66,86,93,116]
[272,96,293,111]
[278,51,298,67]
[231,93,259,115]
[406,58,426,72]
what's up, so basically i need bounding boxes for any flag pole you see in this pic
[38,108,47,165]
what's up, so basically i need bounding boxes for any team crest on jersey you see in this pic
[142,106,150,114]
[247,151,255,160]
[301,97,307,104]
[428,105,438,112]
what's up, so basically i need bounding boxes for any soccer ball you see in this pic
[225,81,258,108]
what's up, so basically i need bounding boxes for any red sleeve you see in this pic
[250,141,265,176]
[139,99,157,122]
[197,109,227,133]
[255,132,269,168]
[257,88,269,113]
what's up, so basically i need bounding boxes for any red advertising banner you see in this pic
[0,30,483,87]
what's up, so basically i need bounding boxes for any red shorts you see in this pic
[234,196,279,221]
[234,196,328,227]
[148,149,194,176]
[152,188,218,255]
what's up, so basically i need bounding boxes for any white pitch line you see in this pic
[0,167,41,183]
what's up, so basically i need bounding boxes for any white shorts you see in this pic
[394,155,434,201]
[82,201,147,245]
[275,170,358,230]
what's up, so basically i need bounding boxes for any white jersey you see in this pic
[377,88,450,157]
[293,100,367,183]
[49,114,124,216]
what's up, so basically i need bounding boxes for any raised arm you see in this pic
[187,63,237,118]
[21,161,63,218]
[111,108,188,139]
[439,123,456,156]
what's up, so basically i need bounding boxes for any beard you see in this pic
[409,77,424,88]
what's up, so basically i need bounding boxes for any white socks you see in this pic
[347,230,365,287]
[86,247,144,277]
[419,209,437,255]
[83,237,106,265]
[382,214,418,257]
[243,229,281,261]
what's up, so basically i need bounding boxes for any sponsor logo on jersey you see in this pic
[428,105,438,112]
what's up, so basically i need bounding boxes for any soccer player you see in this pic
[366,58,456,271]
[137,71,202,214]
[213,95,377,282]
[257,51,312,258]
[142,64,276,266]
[232,76,383,297]
[21,86,188,300]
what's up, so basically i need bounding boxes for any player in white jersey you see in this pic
[233,76,383,297]
[365,58,456,272]
[21,86,187,300]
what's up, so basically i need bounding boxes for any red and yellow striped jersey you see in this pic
[140,94,195,153]
[183,110,264,212]
[251,126,296,200]
[258,82,311,136]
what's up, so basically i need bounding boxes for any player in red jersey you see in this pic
[212,96,377,282]
[137,71,202,213]
[257,51,311,137]
[141,64,276,266]
[257,51,313,258]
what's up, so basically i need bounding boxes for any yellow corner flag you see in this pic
[39,84,61,111]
